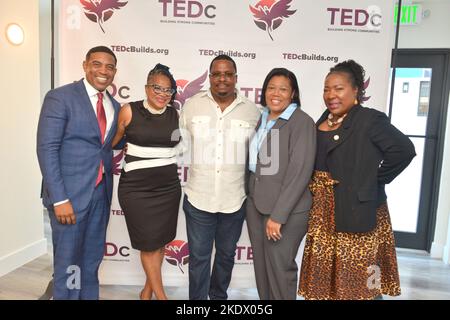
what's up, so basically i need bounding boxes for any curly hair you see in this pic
[328,60,366,104]
[146,63,177,105]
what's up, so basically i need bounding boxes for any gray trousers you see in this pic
[246,196,308,300]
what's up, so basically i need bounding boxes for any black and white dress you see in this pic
[118,100,181,252]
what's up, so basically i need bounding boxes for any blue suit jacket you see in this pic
[37,80,120,212]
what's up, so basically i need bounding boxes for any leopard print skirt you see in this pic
[298,171,401,300]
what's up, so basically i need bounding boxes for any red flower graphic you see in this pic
[164,240,189,274]
[362,77,371,102]
[112,149,124,175]
[173,71,208,110]
[249,0,296,41]
[80,0,128,33]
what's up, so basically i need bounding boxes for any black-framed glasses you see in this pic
[209,72,236,80]
[146,83,176,96]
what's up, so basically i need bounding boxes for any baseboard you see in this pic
[0,238,47,277]
[430,242,445,259]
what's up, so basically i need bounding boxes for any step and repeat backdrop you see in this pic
[58,0,395,287]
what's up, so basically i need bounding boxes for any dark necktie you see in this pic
[95,92,106,186]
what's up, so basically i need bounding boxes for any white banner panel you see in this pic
[58,0,395,289]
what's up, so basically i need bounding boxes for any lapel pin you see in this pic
[333,135,340,141]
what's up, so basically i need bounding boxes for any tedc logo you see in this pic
[327,6,382,33]
[80,0,128,33]
[173,71,208,110]
[165,240,189,273]
[159,0,216,19]
[104,242,130,258]
[249,0,296,41]
[159,0,216,26]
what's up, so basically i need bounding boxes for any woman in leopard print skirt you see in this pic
[298,60,416,300]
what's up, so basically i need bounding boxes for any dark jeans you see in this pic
[183,195,246,300]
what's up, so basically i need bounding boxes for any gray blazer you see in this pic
[249,107,316,224]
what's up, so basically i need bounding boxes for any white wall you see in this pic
[397,0,450,49]
[395,0,450,261]
[437,95,450,263]
[0,0,47,276]
[39,0,52,102]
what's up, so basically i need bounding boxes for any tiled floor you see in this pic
[1,213,449,300]
[1,247,450,300]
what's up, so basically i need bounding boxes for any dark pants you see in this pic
[183,195,245,300]
[246,194,308,300]
[49,180,110,300]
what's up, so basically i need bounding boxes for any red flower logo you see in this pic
[80,0,128,33]
[362,77,371,102]
[112,149,124,175]
[164,240,189,274]
[173,71,208,110]
[249,0,296,41]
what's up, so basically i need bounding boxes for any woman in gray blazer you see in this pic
[246,68,316,300]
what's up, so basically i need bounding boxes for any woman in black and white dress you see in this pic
[112,64,181,300]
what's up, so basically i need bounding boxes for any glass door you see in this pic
[386,50,448,250]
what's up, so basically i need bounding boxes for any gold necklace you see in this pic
[327,113,347,127]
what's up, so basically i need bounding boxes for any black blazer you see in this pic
[317,105,416,233]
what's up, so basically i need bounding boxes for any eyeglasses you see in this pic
[209,72,236,80]
[146,84,176,96]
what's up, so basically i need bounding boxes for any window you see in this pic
[417,81,430,116]
[402,82,409,93]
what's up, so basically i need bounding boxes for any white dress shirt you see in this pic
[83,78,115,139]
[179,90,261,213]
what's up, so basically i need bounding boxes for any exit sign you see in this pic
[394,4,422,25]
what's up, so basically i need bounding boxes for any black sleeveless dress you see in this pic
[118,101,181,252]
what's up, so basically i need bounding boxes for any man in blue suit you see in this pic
[37,46,120,300]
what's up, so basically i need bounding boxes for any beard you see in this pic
[216,91,230,97]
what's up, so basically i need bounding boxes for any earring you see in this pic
[354,98,358,105]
